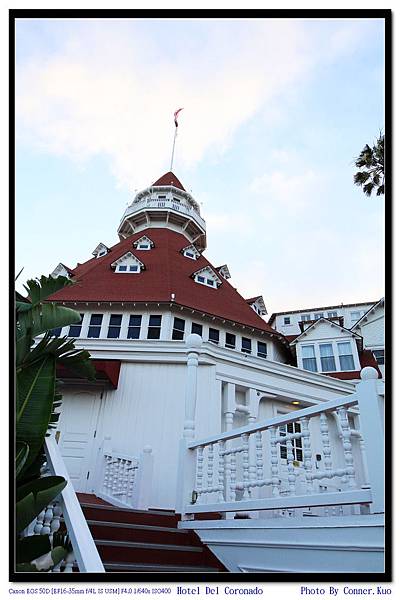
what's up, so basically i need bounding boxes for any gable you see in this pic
[133,235,154,250]
[92,242,110,258]
[291,318,360,345]
[110,251,145,272]
[51,263,73,279]
[191,266,222,288]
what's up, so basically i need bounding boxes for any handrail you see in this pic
[45,436,105,573]
[188,394,359,449]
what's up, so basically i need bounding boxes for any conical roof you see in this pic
[152,172,186,191]
[47,227,284,340]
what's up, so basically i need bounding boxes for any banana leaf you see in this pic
[16,442,29,478]
[23,275,73,306]
[16,476,66,533]
[16,535,51,564]
[16,355,56,473]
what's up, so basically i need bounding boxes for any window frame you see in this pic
[225,332,236,349]
[147,315,162,340]
[68,313,84,338]
[257,341,267,359]
[88,314,103,338]
[241,337,252,354]
[191,322,203,337]
[283,316,291,325]
[208,327,220,344]
[127,315,142,339]
[107,314,122,339]
[172,317,186,340]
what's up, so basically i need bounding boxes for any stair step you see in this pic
[81,504,180,528]
[87,520,198,546]
[95,539,210,567]
[103,561,223,572]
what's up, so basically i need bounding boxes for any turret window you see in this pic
[128,315,142,339]
[147,315,162,339]
[88,314,103,338]
[209,328,220,344]
[257,341,267,358]
[134,235,154,251]
[182,245,200,260]
[111,251,144,273]
[225,333,236,349]
[192,267,222,288]
[172,317,185,340]
[241,337,252,354]
[107,314,122,339]
[191,322,203,336]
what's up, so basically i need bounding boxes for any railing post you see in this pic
[135,446,154,509]
[356,367,384,514]
[176,334,202,518]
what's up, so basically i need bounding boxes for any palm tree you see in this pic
[354,133,384,197]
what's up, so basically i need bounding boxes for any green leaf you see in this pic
[16,476,66,532]
[16,535,51,564]
[16,562,39,572]
[16,442,30,478]
[23,275,73,306]
[16,355,56,473]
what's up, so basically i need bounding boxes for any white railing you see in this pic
[95,438,154,510]
[119,198,206,231]
[25,436,105,573]
[177,367,384,519]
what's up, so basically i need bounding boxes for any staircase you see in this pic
[77,494,227,573]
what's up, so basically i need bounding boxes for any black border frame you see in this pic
[10,8,392,584]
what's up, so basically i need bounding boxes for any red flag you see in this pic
[174,108,184,127]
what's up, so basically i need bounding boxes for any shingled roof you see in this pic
[152,171,186,191]
[47,228,283,339]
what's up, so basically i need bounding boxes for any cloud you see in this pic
[16,19,366,191]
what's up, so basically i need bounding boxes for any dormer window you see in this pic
[133,235,154,251]
[182,245,201,260]
[111,252,144,273]
[192,266,222,289]
[92,242,110,259]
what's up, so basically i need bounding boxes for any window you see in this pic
[314,313,324,320]
[195,274,216,288]
[68,313,83,338]
[172,317,185,340]
[88,314,103,338]
[350,311,361,324]
[225,333,236,349]
[147,315,162,339]
[319,343,336,372]
[50,327,62,337]
[184,251,195,259]
[197,275,205,283]
[241,337,252,354]
[327,311,338,318]
[301,345,317,372]
[158,195,166,199]
[279,422,303,462]
[117,264,139,273]
[283,317,291,325]
[97,250,107,257]
[127,315,142,339]
[257,341,267,358]
[138,244,150,250]
[117,265,127,272]
[301,314,311,321]
[338,342,355,370]
[107,314,122,339]
[191,322,203,336]
[372,349,384,365]
[209,328,220,344]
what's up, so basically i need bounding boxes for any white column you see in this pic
[224,382,236,431]
[183,334,202,439]
[176,334,202,518]
[356,367,384,514]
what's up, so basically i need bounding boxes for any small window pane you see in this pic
[314,313,324,319]
[197,276,205,283]
[191,322,203,336]
[129,265,138,272]
[209,328,219,344]
[148,315,162,339]
[302,345,317,372]
[257,341,267,358]
[373,349,384,365]
[172,317,185,340]
[118,265,127,272]
[88,314,103,338]
[241,337,252,354]
[206,279,214,286]
[320,344,335,372]
[283,317,291,325]
[301,314,311,321]
[107,314,122,339]
[51,327,62,337]
[327,311,338,318]
[225,333,236,349]
[128,315,142,339]
[338,342,355,370]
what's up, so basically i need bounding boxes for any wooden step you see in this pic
[81,504,180,528]
[95,540,209,567]
[87,520,198,546]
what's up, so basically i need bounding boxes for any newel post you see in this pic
[176,334,202,518]
[135,446,154,510]
[356,367,384,514]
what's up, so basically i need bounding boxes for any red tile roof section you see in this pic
[47,228,282,337]
[152,171,186,191]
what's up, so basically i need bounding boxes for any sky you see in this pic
[15,17,385,314]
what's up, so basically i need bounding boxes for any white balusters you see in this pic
[241,434,250,499]
[286,438,296,496]
[338,407,356,489]
[207,444,214,493]
[270,427,280,497]
[34,509,45,535]
[320,412,333,475]
[256,431,264,483]
[218,440,225,502]
[301,417,313,494]
[195,446,204,501]
[230,446,237,502]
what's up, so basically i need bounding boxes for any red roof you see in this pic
[47,228,282,338]
[152,171,186,191]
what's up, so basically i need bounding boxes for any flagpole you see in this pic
[170,125,178,171]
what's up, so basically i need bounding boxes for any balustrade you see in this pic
[179,373,382,519]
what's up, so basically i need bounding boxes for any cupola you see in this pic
[117,171,207,251]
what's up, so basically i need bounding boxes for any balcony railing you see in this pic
[119,198,206,231]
